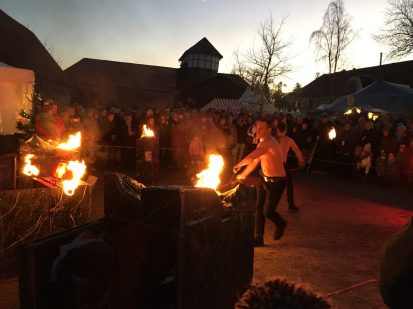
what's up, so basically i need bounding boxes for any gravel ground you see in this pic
[1,171,411,308]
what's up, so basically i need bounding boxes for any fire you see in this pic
[57,132,81,150]
[55,162,67,179]
[328,127,337,140]
[195,154,224,190]
[22,154,40,176]
[61,160,87,196]
[141,125,155,138]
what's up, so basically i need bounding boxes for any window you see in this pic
[184,53,219,70]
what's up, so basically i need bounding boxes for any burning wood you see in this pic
[195,154,224,190]
[328,127,336,140]
[55,162,67,179]
[22,154,40,176]
[22,131,88,196]
[57,132,81,150]
[61,160,87,196]
[141,125,155,138]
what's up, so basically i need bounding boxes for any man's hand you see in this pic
[235,174,246,182]
[233,165,241,174]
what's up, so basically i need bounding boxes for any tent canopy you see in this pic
[0,62,34,83]
[238,88,278,114]
[201,98,247,112]
[326,80,413,113]
[0,62,34,134]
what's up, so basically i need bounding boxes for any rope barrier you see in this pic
[323,279,378,299]
[77,144,413,175]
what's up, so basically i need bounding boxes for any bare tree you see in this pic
[232,15,292,105]
[375,0,413,59]
[43,39,63,68]
[310,0,356,73]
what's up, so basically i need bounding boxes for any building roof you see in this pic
[0,9,63,83]
[297,60,413,99]
[64,58,177,92]
[179,37,223,61]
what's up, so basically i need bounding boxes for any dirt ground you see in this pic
[1,171,411,308]
[252,172,412,309]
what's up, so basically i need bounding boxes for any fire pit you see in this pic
[103,170,255,309]
[17,169,255,308]
[0,132,92,277]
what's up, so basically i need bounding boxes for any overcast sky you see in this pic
[1,0,411,91]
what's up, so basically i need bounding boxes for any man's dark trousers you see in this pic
[255,177,287,239]
[284,163,295,207]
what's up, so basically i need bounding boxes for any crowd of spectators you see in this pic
[33,100,413,187]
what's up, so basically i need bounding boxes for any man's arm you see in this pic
[290,138,305,167]
[236,157,261,181]
[233,140,270,172]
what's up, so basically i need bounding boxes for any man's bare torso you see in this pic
[258,137,286,177]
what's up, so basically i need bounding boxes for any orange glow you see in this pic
[55,162,67,179]
[328,127,336,140]
[141,125,155,138]
[57,132,81,150]
[61,160,86,196]
[22,154,40,176]
[195,154,224,190]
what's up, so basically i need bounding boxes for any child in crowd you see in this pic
[376,150,387,185]
[355,143,373,183]
[386,152,400,186]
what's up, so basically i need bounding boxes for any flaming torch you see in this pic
[195,154,224,190]
[328,127,336,140]
[141,125,155,138]
[22,154,40,176]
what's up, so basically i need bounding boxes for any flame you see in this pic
[61,160,86,196]
[141,125,155,138]
[22,154,40,176]
[57,132,81,150]
[328,127,336,140]
[55,162,67,179]
[195,154,224,190]
[344,109,352,115]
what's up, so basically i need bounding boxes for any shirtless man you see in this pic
[276,122,305,213]
[233,119,287,246]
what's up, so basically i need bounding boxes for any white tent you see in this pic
[0,62,34,134]
[238,88,278,114]
[201,98,247,113]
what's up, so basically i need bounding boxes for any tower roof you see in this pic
[179,37,223,61]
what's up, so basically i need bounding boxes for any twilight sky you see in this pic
[1,0,411,91]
